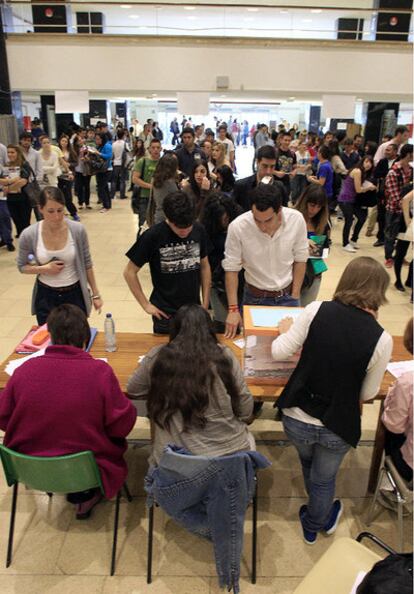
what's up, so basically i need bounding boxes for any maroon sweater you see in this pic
[0,345,136,498]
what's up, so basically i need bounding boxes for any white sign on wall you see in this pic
[177,92,210,116]
[55,91,89,114]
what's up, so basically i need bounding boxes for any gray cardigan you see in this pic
[17,220,93,316]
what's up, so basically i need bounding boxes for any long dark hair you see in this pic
[147,304,242,431]
[350,155,374,183]
[189,160,210,197]
[58,134,77,164]
[133,138,145,159]
[295,184,329,235]
[216,165,235,193]
[200,192,242,237]
[153,152,178,189]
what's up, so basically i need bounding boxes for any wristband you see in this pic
[92,295,101,300]
[228,305,239,313]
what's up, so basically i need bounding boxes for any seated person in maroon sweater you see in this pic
[0,304,136,519]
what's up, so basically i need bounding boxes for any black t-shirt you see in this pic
[276,149,297,188]
[125,221,208,314]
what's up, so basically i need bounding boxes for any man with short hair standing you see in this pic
[274,132,297,201]
[110,128,128,200]
[175,127,205,177]
[132,138,161,231]
[374,125,410,165]
[233,145,287,211]
[223,183,308,339]
[124,191,211,334]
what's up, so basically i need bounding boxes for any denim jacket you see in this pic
[145,445,271,593]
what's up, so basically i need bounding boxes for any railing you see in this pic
[2,1,413,41]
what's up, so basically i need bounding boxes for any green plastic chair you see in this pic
[0,445,132,575]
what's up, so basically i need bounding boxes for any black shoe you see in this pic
[7,243,15,252]
[394,282,405,292]
[373,240,384,247]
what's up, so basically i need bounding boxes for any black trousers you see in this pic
[35,281,86,325]
[376,197,386,242]
[152,314,173,335]
[384,429,413,482]
[394,240,413,288]
[341,202,368,246]
[96,171,112,209]
[384,211,401,260]
[58,178,78,217]
[7,195,32,237]
[75,173,91,206]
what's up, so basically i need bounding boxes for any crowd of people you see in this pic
[0,115,412,580]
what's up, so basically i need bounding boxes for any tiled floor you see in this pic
[0,148,412,593]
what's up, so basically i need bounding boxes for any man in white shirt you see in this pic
[19,132,43,180]
[223,183,308,338]
[374,125,410,165]
[217,125,235,171]
[110,128,128,200]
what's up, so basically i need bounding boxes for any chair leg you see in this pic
[6,483,19,568]
[123,483,132,502]
[110,491,121,576]
[147,504,154,584]
[251,478,258,585]
[367,466,385,525]
[397,495,404,552]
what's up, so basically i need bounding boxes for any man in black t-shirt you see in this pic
[274,132,297,200]
[124,191,211,334]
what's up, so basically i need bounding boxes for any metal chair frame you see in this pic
[146,475,259,591]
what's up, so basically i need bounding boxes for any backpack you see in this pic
[357,553,413,594]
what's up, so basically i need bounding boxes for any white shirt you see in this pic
[219,137,235,159]
[272,301,393,426]
[37,222,79,287]
[112,140,126,167]
[222,208,309,291]
[374,139,402,165]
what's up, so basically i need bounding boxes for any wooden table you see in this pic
[0,333,409,492]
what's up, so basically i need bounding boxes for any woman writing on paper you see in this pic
[295,185,331,306]
[272,257,393,545]
[17,186,103,324]
[0,304,136,519]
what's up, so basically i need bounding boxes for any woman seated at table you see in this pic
[126,304,254,465]
[17,186,103,325]
[382,317,413,488]
[272,257,393,545]
[0,304,136,518]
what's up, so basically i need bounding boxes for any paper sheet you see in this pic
[233,338,245,349]
[386,360,414,378]
[251,308,302,328]
[5,351,108,376]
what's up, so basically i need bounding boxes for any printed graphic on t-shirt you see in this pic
[278,154,294,173]
[159,241,200,274]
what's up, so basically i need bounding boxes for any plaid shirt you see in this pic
[385,163,412,213]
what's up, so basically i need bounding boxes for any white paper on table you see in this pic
[138,355,146,363]
[387,360,414,378]
[233,338,245,349]
[246,335,257,348]
[350,571,367,594]
[5,348,46,376]
[97,358,108,363]
[322,248,329,259]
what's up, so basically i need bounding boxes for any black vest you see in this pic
[277,301,384,447]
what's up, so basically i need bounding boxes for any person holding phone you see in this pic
[17,186,103,324]
[182,160,212,218]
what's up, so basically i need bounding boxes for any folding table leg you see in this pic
[6,483,19,568]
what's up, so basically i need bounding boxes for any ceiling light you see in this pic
[311,9,322,13]
[246,7,259,11]
[151,94,158,97]
[129,14,140,19]
[184,5,196,10]
[289,96,296,100]
[121,4,132,8]
[356,97,363,101]
[280,9,289,14]
[243,17,254,22]
[301,18,312,23]
[187,15,197,20]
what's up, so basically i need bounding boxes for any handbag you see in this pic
[355,189,377,208]
[83,150,108,176]
[23,164,41,208]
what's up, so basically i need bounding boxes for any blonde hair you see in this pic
[333,257,389,311]
[212,141,227,166]
[7,144,25,167]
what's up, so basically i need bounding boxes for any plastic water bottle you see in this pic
[104,313,117,352]
[28,253,37,266]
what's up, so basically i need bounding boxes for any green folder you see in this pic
[309,235,328,274]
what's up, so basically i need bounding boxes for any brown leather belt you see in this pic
[246,282,292,299]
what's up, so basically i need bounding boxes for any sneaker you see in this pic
[343,244,357,253]
[76,492,102,520]
[7,243,15,252]
[323,500,343,535]
[299,505,317,545]
[72,214,80,221]
[349,240,360,249]
[385,259,394,268]
[78,205,85,210]
[373,240,384,247]
[86,205,93,210]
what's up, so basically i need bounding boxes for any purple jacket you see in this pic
[0,345,136,498]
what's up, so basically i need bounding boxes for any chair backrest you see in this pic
[0,445,104,495]
[385,456,413,507]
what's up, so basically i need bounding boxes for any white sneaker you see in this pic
[343,244,357,253]
[349,241,359,249]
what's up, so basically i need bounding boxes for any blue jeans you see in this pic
[282,414,350,532]
[145,445,270,594]
[243,286,300,308]
[0,200,13,245]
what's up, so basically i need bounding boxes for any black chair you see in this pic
[146,475,259,591]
